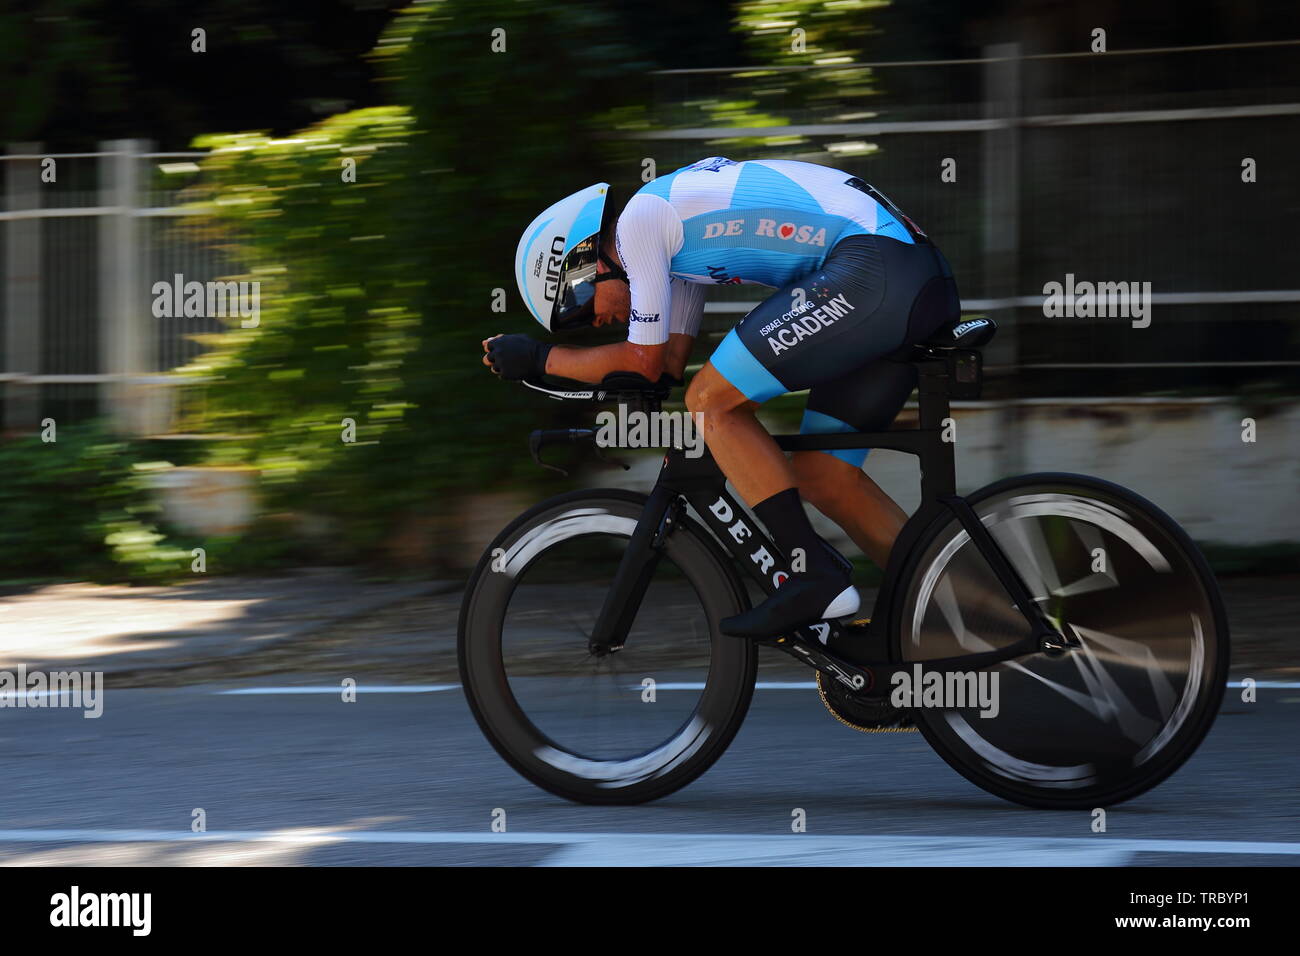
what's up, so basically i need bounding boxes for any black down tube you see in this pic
[586,484,676,654]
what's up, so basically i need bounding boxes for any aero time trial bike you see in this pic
[458,317,1228,809]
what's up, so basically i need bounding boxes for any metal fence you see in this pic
[1,139,230,435]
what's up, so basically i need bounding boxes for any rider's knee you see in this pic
[685,370,728,417]
[684,374,705,415]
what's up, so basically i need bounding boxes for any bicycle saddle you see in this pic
[919,315,997,350]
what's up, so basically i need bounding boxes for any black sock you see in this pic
[752,488,850,580]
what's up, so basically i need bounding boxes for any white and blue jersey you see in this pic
[615,156,917,346]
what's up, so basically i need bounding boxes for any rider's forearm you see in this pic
[545,340,665,383]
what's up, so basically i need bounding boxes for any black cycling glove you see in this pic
[487,334,552,381]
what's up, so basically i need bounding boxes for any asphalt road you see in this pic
[0,674,1296,866]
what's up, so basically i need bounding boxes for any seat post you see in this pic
[915,357,957,499]
[914,358,952,431]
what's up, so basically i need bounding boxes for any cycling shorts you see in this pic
[708,233,960,468]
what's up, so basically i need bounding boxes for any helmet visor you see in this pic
[551,236,601,330]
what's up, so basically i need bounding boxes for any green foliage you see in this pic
[734,0,888,66]
[649,0,890,158]
[733,0,888,125]
[0,425,308,584]
[180,107,426,554]
[0,424,178,582]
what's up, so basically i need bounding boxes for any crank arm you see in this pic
[770,619,1057,692]
[768,633,875,693]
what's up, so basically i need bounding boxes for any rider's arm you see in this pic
[546,276,703,382]
[545,339,666,382]
[546,193,686,383]
[663,278,705,379]
[663,334,694,380]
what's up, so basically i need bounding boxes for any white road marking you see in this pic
[206,679,1296,696]
[209,682,816,695]
[651,682,816,691]
[0,829,1295,866]
[538,836,1132,867]
[215,685,460,695]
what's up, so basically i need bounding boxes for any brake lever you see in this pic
[528,429,578,476]
[527,427,632,475]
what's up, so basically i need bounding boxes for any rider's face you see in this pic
[591,253,630,327]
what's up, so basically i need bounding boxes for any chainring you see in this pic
[816,671,916,733]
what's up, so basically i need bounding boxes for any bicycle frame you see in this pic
[567,354,1075,693]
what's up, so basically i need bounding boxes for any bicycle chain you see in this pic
[816,671,917,734]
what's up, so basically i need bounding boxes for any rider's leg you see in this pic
[688,363,859,635]
[687,353,910,571]
[684,363,790,504]
[791,450,905,569]
[790,355,923,569]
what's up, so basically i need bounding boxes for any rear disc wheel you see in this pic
[892,474,1228,808]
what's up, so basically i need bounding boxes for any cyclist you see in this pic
[483,156,960,639]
